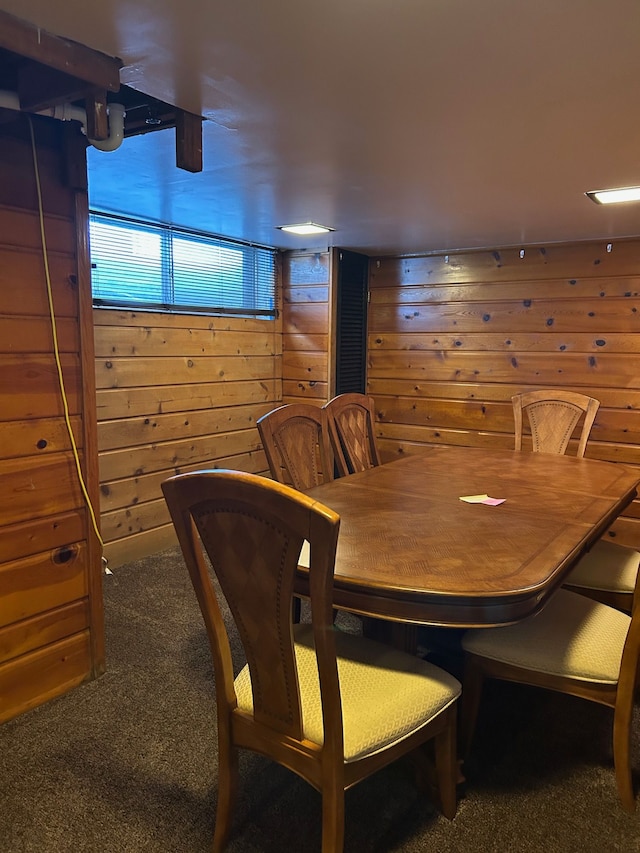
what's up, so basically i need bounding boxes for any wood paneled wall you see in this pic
[0,116,102,723]
[94,309,282,567]
[94,249,340,567]
[94,240,640,558]
[282,250,335,405]
[368,240,640,549]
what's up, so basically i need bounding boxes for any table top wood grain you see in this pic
[299,445,639,628]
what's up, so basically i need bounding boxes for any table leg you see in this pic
[362,617,418,654]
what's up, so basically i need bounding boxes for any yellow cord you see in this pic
[28,117,105,549]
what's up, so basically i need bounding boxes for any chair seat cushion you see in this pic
[235,624,461,762]
[563,540,639,593]
[462,589,630,683]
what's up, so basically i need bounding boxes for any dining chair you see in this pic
[460,580,640,812]
[256,403,334,490]
[162,469,461,852]
[562,539,639,614]
[512,388,600,458]
[323,392,381,477]
[512,388,638,614]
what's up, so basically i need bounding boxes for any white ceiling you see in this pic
[2,0,640,255]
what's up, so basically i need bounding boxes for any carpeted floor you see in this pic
[0,546,639,852]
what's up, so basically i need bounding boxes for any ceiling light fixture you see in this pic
[277,222,334,235]
[586,186,640,204]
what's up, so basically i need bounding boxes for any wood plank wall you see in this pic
[0,116,102,723]
[94,249,335,566]
[368,239,640,550]
[94,309,282,567]
[282,250,335,405]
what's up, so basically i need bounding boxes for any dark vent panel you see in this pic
[335,250,369,395]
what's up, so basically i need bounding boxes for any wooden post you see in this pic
[175,109,203,173]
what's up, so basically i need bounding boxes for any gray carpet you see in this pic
[1,546,639,852]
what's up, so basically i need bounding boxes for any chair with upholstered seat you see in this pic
[512,388,638,614]
[257,403,334,490]
[460,580,640,812]
[562,539,639,613]
[323,393,381,477]
[162,469,461,852]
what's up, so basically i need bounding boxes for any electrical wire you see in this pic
[28,116,105,549]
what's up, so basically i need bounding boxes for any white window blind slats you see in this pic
[89,213,277,317]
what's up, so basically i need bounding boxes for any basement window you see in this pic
[89,212,277,318]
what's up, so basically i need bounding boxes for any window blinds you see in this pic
[89,212,277,318]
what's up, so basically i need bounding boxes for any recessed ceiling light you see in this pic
[277,222,334,235]
[586,186,640,204]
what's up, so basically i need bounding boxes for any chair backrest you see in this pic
[162,469,342,744]
[256,403,333,490]
[512,389,600,458]
[323,393,381,476]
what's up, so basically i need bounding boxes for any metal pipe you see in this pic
[0,90,126,151]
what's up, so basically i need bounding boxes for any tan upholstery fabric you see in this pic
[235,624,461,762]
[462,589,630,684]
[564,540,639,593]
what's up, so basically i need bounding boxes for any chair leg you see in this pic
[613,695,636,812]
[213,740,239,852]
[321,781,345,853]
[460,656,484,760]
[434,708,458,819]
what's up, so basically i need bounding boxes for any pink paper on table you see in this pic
[459,494,506,506]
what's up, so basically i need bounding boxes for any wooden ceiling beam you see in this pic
[0,9,121,96]
[84,91,109,141]
[18,65,101,112]
[175,110,203,173]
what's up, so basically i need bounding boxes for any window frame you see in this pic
[89,211,278,319]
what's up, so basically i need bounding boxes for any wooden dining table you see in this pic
[296,444,639,631]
